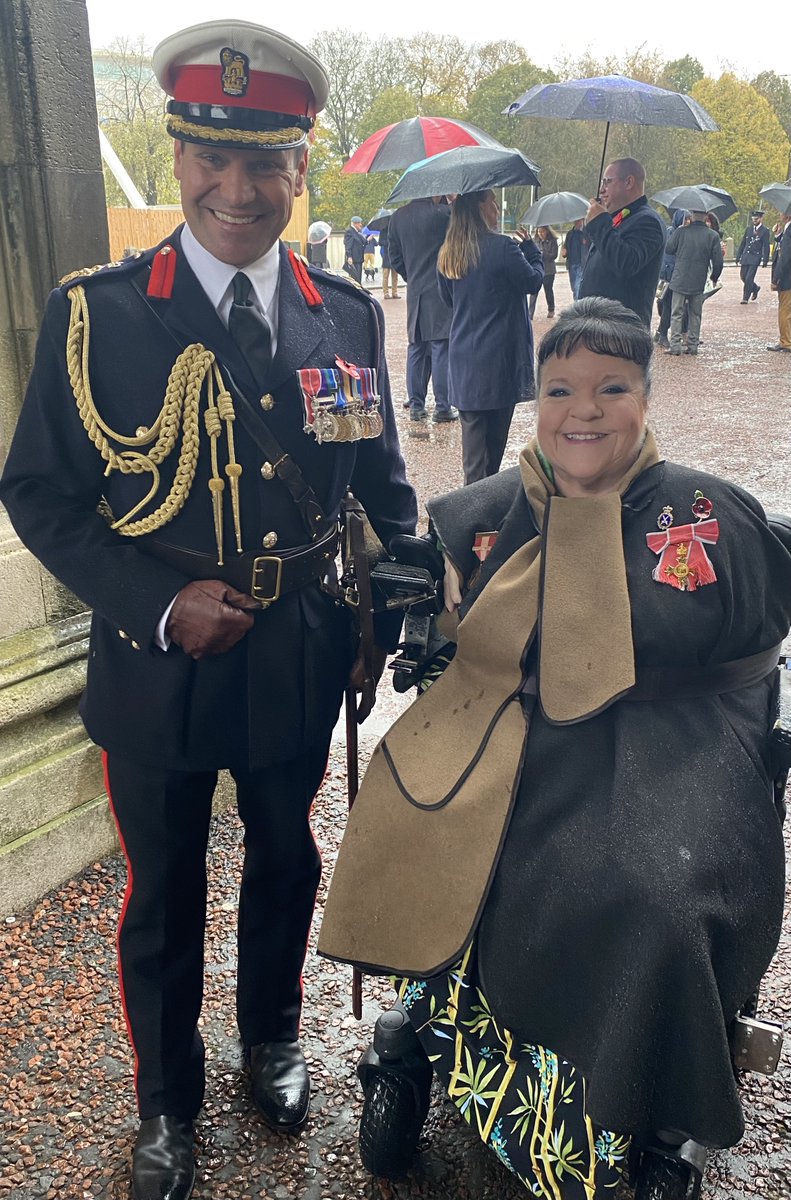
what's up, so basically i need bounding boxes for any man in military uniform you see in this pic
[736,210,772,303]
[0,20,416,1200]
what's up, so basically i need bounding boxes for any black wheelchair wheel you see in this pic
[359,1072,420,1179]
[634,1150,692,1200]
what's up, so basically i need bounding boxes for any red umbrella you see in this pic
[343,116,502,174]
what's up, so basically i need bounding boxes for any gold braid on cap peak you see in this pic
[166,114,305,147]
[65,285,242,563]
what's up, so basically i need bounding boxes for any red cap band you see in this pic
[172,65,317,117]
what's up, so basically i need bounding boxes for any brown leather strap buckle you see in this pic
[251,556,283,606]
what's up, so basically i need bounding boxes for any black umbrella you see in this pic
[387,146,540,204]
[367,208,395,231]
[759,183,791,216]
[651,184,737,222]
[506,75,718,193]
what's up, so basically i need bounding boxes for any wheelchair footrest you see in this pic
[730,1015,784,1074]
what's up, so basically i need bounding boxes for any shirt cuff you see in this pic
[155,596,178,651]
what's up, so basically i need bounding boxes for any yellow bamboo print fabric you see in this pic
[397,946,630,1198]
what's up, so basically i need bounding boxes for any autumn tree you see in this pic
[685,75,790,212]
[751,71,791,143]
[660,56,705,95]
[94,37,178,207]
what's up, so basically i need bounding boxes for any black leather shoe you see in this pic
[132,1116,195,1200]
[247,1040,310,1131]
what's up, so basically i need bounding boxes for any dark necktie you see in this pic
[228,271,272,388]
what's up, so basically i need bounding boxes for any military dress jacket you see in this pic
[0,229,417,771]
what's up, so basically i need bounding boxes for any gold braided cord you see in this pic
[66,285,216,539]
[215,367,243,554]
[166,115,305,146]
[59,260,128,287]
[204,370,225,565]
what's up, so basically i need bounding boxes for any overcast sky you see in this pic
[85,0,788,82]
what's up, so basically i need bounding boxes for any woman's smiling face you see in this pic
[536,346,648,497]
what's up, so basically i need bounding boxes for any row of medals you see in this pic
[309,404,384,444]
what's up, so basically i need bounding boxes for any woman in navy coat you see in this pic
[438,191,544,483]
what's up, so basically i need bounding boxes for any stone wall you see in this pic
[0,0,113,915]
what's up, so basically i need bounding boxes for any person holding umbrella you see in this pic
[664,210,723,356]
[437,190,544,482]
[579,158,666,328]
[387,197,458,423]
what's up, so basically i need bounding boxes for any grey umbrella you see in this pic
[522,191,589,227]
[759,183,791,215]
[386,146,540,204]
[506,75,718,193]
[651,184,737,221]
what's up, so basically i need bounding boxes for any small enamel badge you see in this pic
[297,364,383,444]
[646,491,719,591]
[472,532,499,563]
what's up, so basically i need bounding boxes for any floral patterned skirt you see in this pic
[396,943,631,1198]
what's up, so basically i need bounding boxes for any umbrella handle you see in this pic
[596,123,611,201]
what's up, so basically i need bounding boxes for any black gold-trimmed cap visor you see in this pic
[166,101,312,150]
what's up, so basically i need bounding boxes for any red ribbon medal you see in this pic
[646,492,718,592]
[472,531,499,563]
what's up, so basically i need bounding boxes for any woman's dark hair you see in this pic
[706,212,721,233]
[536,297,653,391]
[437,191,491,279]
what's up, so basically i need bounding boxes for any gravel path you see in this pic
[2,264,790,1199]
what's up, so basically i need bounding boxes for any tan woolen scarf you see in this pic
[318,431,660,976]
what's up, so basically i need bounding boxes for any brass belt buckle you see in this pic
[251,556,283,607]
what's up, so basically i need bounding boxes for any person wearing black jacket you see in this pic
[736,211,772,303]
[343,216,367,283]
[578,158,666,328]
[387,196,458,422]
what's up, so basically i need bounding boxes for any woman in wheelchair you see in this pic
[319,298,791,1198]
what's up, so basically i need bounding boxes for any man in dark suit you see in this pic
[579,158,666,328]
[0,21,416,1200]
[343,216,366,283]
[736,210,772,303]
[387,196,458,423]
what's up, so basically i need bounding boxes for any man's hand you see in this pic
[348,643,388,723]
[166,579,258,659]
[586,198,606,222]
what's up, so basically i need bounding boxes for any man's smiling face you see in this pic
[174,140,308,267]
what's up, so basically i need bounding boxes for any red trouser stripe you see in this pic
[102,750,141,1108]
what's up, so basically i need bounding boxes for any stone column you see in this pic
[0,0,114,915]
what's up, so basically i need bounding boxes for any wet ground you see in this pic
[2,265,791,1199]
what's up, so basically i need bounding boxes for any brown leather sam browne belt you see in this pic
[142,525,339,607]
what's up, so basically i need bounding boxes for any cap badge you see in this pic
[220,47,250,97]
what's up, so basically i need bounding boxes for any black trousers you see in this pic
[459,406,515,484]
[740,261,759,301]
[529,276,555,317]
[104,744,329,1119]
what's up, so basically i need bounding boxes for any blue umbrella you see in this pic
[506,76,718,193]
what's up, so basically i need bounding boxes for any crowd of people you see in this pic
[1,18,790,1200]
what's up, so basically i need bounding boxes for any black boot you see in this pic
[357,1003,433,1179]
[132,1116,195,1200]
